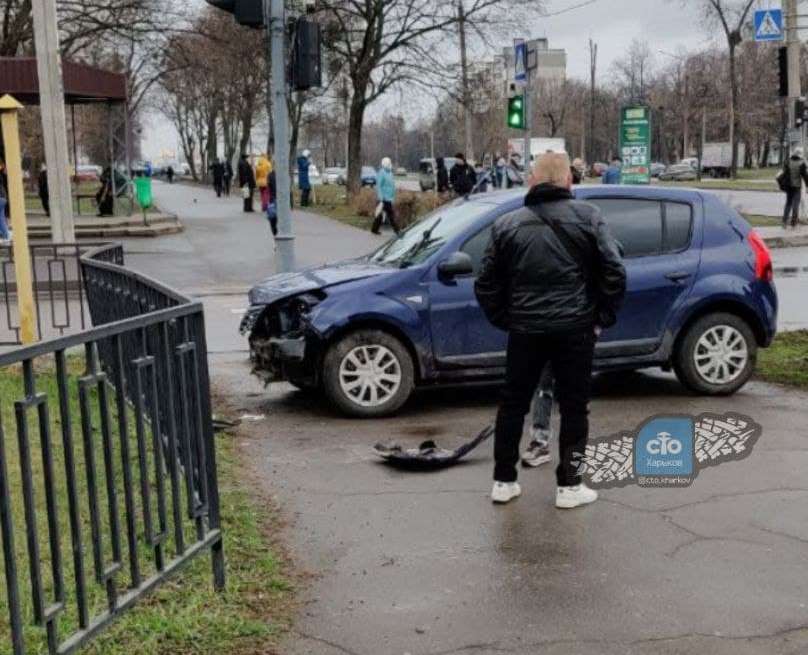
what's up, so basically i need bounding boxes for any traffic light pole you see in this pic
[266,0,295,273]
[786,0,801,147]
[522,65,531,176]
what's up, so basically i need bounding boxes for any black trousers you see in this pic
[243,188,254,213]
[494,329,596,486]
[371,200,400,234]
[300,187,311,207]
[783,188,801,226]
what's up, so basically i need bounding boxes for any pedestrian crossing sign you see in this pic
[754,9,783,42]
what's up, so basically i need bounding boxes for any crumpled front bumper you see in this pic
[249,333,310,384]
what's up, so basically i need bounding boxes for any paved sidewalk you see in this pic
[122,181,384,295]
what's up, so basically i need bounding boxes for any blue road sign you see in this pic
[514,40,527,83]
[754,9,783,42]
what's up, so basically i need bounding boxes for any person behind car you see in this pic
[238,154,256,213]
[436,157,450,193]
[372,157,400,235]
[602,157,622,185]
[571,157,585,185]
[474,152,626,508]
[449,152,475,196]
[779,146,808,229]
[297,149,312,207]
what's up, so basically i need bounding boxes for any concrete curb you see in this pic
[762,233,808,249]
[25,212,184,239]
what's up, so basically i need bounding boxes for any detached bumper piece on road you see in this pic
[374,425,493,470]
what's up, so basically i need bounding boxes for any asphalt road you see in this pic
[121,182,808,654]
[213,355,808,655]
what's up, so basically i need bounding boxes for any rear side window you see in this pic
[664,202,693,251]
[588,198,662,257]
[461,226,493,275]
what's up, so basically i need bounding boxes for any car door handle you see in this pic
[666,271,692,283]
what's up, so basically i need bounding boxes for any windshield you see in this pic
[368,201,495,267]
[362,167,376,177]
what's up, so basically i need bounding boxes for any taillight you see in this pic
[748,230,773,282]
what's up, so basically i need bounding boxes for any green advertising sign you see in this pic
[619,105,651,185]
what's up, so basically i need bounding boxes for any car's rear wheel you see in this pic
[674,313,757,395]
[323,329,415,417]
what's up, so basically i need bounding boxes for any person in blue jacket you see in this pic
[372,157,400,235]
[297,149,311,206]
[602,157,623,184]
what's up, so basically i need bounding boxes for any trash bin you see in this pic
[134,176,153,210]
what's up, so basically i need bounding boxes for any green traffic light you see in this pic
[507,94,525,129]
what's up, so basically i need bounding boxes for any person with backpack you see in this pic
[779,147,808,229]
[474,152,626,508]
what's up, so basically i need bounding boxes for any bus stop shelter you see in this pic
[0,57,130,214]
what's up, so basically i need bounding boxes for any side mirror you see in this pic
[438,252,474,278]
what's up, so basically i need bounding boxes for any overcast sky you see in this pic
[141,0,730,160]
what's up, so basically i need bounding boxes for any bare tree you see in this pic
[316,0,543,195]
[697,0,756,177]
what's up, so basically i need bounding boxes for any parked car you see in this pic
[701,142,745,178]
[418,157,459,191]
[659,163,698,181]
[395,167,408,177]
[74,165,101,182]
[360,166,377,187]
[240,186,777,417]
[323,167,346,185]
[650,162,666,178]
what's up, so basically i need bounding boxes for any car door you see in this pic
[587,197,701,357]
[427,222,507,370]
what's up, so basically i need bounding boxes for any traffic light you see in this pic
[291,19,322,90]
[204,0,263,28]
[778,46,788,98]
[507,94,526,130]
[795,98,807,128]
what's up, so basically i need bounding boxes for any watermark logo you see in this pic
[580,412,760,489]
[634,416,694,486]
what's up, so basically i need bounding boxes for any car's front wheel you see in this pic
[674,313,757,395]
[323,329,415,417]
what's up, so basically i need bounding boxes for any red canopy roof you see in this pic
[0,57,127,104]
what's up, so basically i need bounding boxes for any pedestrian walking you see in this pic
[38,165,50,216]
[475,151,626,508]
[255,154,271,211]
[494,156,506,189]
[238,154,256,213]
[0,171,10,244]
[297,149,312,207]
[506,154,523,188]
[223,159,234,196]
[778,147,808,229]
[602,157,622,185]
[166,165,175,184]
[449,152,475,196]
[96,168,114,217]
[210,158,225,197]
[436,157,450,193]
[372,157,400,235]
[266,167,278,236]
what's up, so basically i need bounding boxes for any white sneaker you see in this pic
[521,440,551,467]
[491,481,521,504]
[555,483,598,509]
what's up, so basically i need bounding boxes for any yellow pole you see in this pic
[0,94,36,344]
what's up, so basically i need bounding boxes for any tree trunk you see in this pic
[346,93,367,196]
[205,110,218,182]
[729,43,738,178]
[239,110,253,157]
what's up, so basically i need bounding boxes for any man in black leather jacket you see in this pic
[475,152,625,508]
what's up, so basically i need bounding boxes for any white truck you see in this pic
[507,137,567,162]
[701,142,745,178]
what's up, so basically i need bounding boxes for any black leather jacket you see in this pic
[475,184,626,334]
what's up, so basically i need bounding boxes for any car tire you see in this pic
[673,313,757,396]
[323,329,415,418]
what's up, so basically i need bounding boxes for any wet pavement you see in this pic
[129,183,808,653]
[213,355,808,655]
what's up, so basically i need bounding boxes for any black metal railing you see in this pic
[0,243,223,655]
[1,242,119,347]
